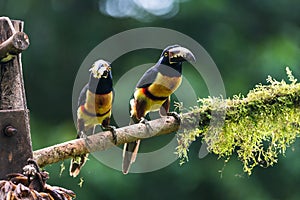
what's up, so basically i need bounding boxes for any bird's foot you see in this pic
[78,131,86,139]
[140,117,153,132]
[167,112,181,124]
[79,131,93,147]
[104,125,117,145]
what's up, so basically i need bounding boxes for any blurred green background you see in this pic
[2,0,300,199]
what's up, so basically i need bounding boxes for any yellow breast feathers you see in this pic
[77,90,113,126]
[84,90,113,114]
[148,72,182,98]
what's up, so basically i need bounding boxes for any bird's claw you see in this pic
[167,112,181,124]
[79,131,93,148]
[140,117,153,132]
[104,126,117,145]
[79,131,92,144]
[78,131,86,139]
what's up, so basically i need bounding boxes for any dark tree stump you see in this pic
[0,17,32,179]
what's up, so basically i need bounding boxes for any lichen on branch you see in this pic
[176,67,300,175]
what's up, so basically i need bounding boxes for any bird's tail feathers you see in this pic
[122,140,140,174]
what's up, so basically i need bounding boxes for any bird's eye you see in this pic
[164,52,168,57]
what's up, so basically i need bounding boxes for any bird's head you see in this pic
[161,45,196,65]
[89,60,111,79]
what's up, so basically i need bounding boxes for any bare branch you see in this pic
[33,116,180,168]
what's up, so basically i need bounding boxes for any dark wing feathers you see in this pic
[78,84,88,107]
[136,64,159,88]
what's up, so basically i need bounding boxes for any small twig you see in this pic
[0,31,29,62]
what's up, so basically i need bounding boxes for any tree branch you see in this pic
[33,70,300,173]
[33,116,181,168]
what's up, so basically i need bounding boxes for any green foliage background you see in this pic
[1,0,300,199]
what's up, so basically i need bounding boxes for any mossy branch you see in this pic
[176,67,300,175]
[33,68,300,175]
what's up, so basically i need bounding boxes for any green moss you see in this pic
[176,67,300,175]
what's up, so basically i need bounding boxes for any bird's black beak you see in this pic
[90,60,111,79]
[102,67,111,78]
[168,46,196,63]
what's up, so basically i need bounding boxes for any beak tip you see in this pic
[186,52,196,63]
[190,55,196,62]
